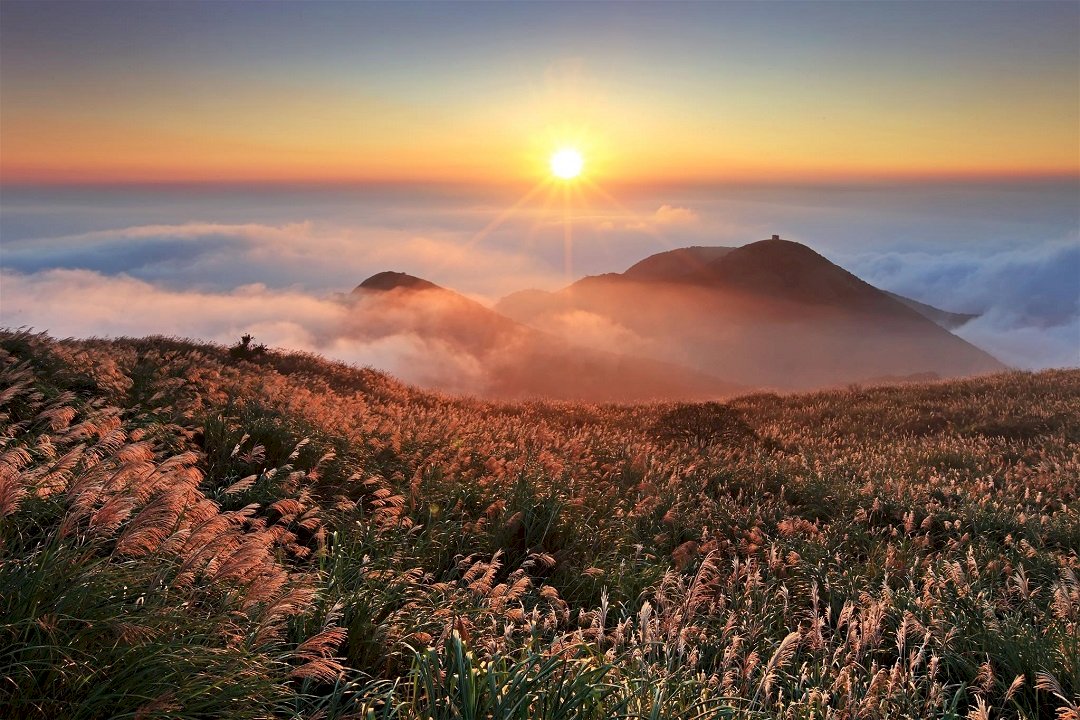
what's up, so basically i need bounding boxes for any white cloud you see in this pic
[843,237,1080,369]
[2,221,563,301]
[594,204,702,234]
[0,268,490,391]
[0,269,343,346]
[651,204,700,226]
[956,310,1079,370]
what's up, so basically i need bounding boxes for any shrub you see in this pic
[227,333,268,363]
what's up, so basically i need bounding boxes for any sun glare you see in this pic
[550,148,583,179]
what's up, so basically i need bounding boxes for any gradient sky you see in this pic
[2,0,1077,184]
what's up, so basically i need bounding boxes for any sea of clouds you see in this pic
[843,239,1079,369]
[1,182,1076,376]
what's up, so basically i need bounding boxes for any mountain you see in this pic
[884,291,977,329]
[495,238,1004,390]
[347,271,738,402]
[622,246,736,283]
[616,245,978,329]
[357,270,441,292]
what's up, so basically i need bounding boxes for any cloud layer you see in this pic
[844,239,1079,369]
[0,268,504,391]
[1,220,563,301]
[2,182,1076,373]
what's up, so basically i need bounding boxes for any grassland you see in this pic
[1,329,1077,719]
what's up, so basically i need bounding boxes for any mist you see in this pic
[2,181,1076,397]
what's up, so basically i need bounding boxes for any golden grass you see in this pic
[0,329,1076,719]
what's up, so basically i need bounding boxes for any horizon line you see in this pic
[3,171,1077,192]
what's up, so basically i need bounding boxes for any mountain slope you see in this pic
[2,329,1075,718]
[497,239,1004,389]
[609,245,978,329]
[884,290,978,329]
[622,246,736,283]
[348,271,738,401]
[706,239,902,310]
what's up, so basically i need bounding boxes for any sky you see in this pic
[2,0,1078,184]
[0,1,1077,376]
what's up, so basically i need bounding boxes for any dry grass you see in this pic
[1,329,1077,719]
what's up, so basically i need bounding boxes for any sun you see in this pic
[550,148,584,179]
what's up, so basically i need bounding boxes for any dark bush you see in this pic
[227,333,267,362]
[652,402,760,445]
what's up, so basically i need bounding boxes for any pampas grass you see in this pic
[1,329,1077,718]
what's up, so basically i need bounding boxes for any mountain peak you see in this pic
[708,237,879,306]
[623,246,736,282]
[355,271,441,293]
[619,238,817,285]
[733,237,828,260]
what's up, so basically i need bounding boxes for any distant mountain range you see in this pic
[351,272,739,402]
[350,238,1003,400]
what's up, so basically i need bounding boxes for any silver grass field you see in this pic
[0,330,1077,719]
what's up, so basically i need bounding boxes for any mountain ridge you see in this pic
[347,269,739,401]
[355,271,441,293]
[490,237,1003,390]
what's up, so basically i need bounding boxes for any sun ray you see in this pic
[579,176,682,253]
[463,180,549,251]
[562,182,573,282]
[522,185,559,250]
[427,180,553,281]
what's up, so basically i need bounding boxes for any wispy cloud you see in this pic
[595,204,704,234]
[1,221,563,301]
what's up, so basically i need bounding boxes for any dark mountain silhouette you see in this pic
[622,246,736,283]
[356,271,441,292]
[347,272,739,402]
[707,239,899,309]
[615,244,979,328]
[496,238,1004,390]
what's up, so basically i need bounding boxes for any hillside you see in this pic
[496,238,1004,389]
[2,329,1077,719]
[622,245,737,282]
[885,290,979,329]
[597,244,977,329]
[347,270,738,401]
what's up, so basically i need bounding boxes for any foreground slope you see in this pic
[1,330,1077,719]
[497,239,1003,389]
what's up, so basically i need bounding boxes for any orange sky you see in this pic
[2,2,1077,185]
